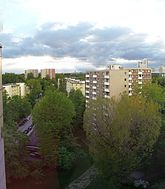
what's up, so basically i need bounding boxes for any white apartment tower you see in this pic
[0,45,6,189]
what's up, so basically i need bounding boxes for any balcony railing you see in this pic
[104,82,109,85]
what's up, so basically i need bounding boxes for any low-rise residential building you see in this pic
[25,69,39,79]
[85,64,151,103]
[66,78,85,96]
[41,69,55,79]
[3,82,29,97]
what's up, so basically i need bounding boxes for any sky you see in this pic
[0,0,165,73]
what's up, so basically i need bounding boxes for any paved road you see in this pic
[18,115,33,134]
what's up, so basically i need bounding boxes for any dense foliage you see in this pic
[84,95,161,184]
[32,90,76,168]
[2,73,25,84]
[69,89,85,127]
[3,93,31,181]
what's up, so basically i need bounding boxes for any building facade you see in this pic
[159,65,165,77]
[137,58,148,68]
[66,78,85,96]
[85,64,151,103]
[25,69,39,79]
[3,83,29,98]
[41,69,55,79]
[0,45,6,189]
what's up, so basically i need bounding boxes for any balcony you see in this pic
[128,77,132,80]
[129,82,132,85]
[92,91,96,95]
[138,81,142,84]
[92,86,96,89]
[93,80,97,84]
[86,74,89,78]
[104,75,109,79]
[138,71,142,75]
[86,85,90,88]
[138,76,142,79]
[92,96,96,100]
[86,95,89,99]
[104,88,109,92]
[86,80,90,83]
[93,74,97,78]
[129,93,132,96]
[129,72,132,75]
[104,82,109,85]
[104,95,110,98]
[86,90,89,93]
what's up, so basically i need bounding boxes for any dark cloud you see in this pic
[1,22,165,68]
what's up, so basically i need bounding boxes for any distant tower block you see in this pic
[138,59,148,68]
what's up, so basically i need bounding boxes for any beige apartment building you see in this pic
[159,65,165,77]
[0,45,6,189]
[41,69,55,79]
[66,78,85,96]
[85,64,151,103]
[3,83,29,98]
[25,69,39,79]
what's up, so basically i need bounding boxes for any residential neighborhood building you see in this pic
[66,78,85,96]
[0,45,6,189]
[3,82,29,97]
[25,69,39,79]
[137,58,148,68]
[85,64,151,103]
[41,69,55,79]
[159,65,165,77]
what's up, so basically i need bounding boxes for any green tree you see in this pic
[32,90,76,167]
[84,95,161,184]
[26,72,34,80]
[26,79,42,106]
[69,89,85,127]
[2,73,25,84]
[3,93,31,124]
[3,94,31,181]
[4,121,29,181]
[141,83,165,113]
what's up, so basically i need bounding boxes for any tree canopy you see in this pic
[83,95,161,183]
[32,90,76,167]
[69,89,85,127]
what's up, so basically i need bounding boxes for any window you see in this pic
[124,78,126,81]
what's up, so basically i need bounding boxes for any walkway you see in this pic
[66,166,98,189]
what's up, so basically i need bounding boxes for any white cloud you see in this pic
[2,56,95,73]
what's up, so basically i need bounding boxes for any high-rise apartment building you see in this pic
[66,78,85,96]
[85,64,151,103]
[41,69,55,79]
[25,69,39,79]
[0,45,6,189]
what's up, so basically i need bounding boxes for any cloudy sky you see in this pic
[0,0,165,73]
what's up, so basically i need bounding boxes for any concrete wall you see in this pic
[0,46,6,189]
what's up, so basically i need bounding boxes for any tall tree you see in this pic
[84,95,161,184]
[32,90,76,167]
[26,79,42,106]
[69,89,85,127]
